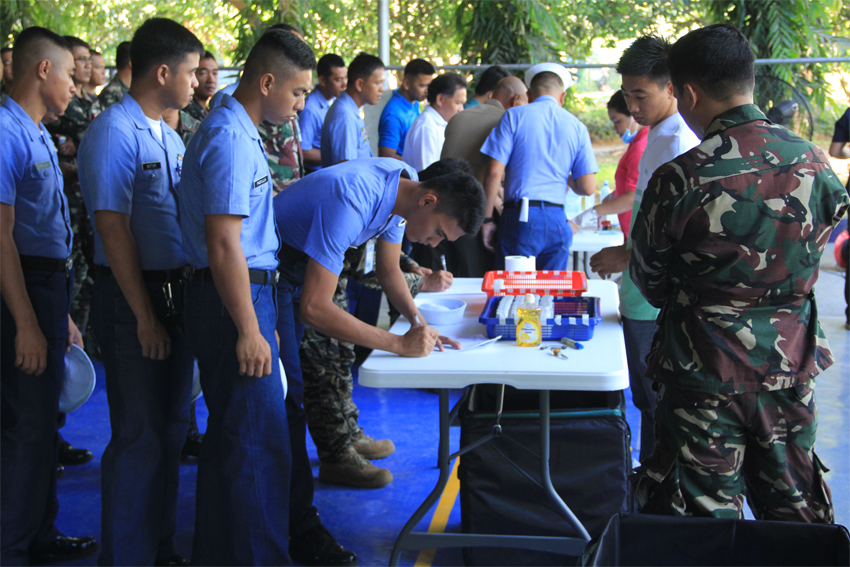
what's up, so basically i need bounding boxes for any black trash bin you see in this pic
[583,513,850,566]
[459,385,633,566]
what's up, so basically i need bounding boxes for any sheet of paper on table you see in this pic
[436,334,500,352]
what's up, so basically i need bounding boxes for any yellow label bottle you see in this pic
[516,293,542,347]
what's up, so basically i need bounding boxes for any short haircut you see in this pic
[419,158,471,181]
[63,36,90,52]
[1,47,13,56]
[241,29,316,84]
[616,35,671,86]
[347,52,384,84]
[317,53,345,78]
[89,48,102,57]
[267,23,303,36]
[426,72,467,105]
[404,58,435,79]
[421,170,486,235]
[12,27,72,80]
[607,90,630,116]
[115,41,131,70]
[668,24,755,101]
[202,50,216,62]
[474,65,510,96]
[530,71,563,93]
[130,18,204,81]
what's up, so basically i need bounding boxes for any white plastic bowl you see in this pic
[417,298,467,326]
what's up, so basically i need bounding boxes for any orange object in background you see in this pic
[835,230,848,269]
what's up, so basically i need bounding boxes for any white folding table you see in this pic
[359,279,628,565]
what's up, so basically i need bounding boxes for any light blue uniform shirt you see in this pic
[299,87,333,159]
[378,89,420,156]
[320,92,372,168]
[79,94,186,270]
[275,158,416,276]
[463,98,480,109]
[0,97,72,259]
[180,94,280,271]
[481,95,599,205]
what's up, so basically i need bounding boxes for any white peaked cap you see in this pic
[524,62,573,91]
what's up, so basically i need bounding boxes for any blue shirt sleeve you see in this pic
[480,111,514,166]
[299,106,320,151]
[569,124,600,179]
[379,221,404,244]
[326,115,362,165]
[379,112,403,152]
[0,116,23,205]
[196,127,253,217]
[78,121,138,216]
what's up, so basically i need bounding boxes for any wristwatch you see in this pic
[482,216,494,224]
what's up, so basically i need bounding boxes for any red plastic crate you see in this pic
[481,270,588,297]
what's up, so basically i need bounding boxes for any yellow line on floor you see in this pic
[413,457,461,567]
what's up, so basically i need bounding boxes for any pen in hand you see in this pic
[441,255,448,271]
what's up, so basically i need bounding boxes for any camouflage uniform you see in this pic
[629,104,849,521]
[182,98,208,124]
[258,116,303,194]
[97,75,129,109]
[46,91,102,332]
[175,109,201,147]
[300,243,424,463]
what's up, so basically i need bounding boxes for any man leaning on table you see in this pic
[630,24,848,522]
[479,62,597,270]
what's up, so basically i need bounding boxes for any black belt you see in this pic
[191,267,279,285]
[97,265,184,282]
[19,255,73,273]
[503,200,562,209]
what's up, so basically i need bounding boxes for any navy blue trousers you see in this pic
[275,281,321,539]
[184,274,291,566]
[91,274,193,565]
[1,270,71,564]
[496,204,573,271]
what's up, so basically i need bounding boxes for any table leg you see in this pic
[389,389,452,566]
[538,390,591,541]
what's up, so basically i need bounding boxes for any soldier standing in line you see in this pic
[182,50,217,122]
[44,34,102,471]
[98,41,131,109]
[629,24,849,522]
[1,27,98,564]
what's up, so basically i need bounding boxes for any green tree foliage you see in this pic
[704,0,850,110]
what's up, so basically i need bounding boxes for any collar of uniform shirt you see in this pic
[703,104,766,139]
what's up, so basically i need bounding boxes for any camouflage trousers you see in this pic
[632,382,834,523]
[300,262,423,463]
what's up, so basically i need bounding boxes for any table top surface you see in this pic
[570,229,624,252]
[359,279,628,391]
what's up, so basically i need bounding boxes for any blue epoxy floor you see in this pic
[52,246,849,566]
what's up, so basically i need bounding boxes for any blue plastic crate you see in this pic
[478,296,602,341]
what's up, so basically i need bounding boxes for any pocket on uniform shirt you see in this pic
[135,163,168,201]
[29,162,51,181]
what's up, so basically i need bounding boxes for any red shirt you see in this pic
[614,126,648,239]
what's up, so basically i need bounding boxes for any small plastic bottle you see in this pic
[516,293,542,347]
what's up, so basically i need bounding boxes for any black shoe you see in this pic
[58,441,94,466]
[56,464,65,479]
[289,524,358,566]
[155,554,191,566]
[30,534,99,565]
[181,431,203,460]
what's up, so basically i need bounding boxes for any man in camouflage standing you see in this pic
[182,50,217,122]
[630,24,849,522]
[98,41,131,108]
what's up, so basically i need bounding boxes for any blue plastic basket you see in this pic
[478,296,602,341]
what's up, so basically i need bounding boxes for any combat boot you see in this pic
[318,448,393,488]
[352,434,395,460]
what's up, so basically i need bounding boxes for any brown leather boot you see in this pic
[352,434,395,460]
[318,448,393,488]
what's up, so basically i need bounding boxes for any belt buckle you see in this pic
[65,257,73,272]
[182,265,194,281]
[274,270,279,284]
